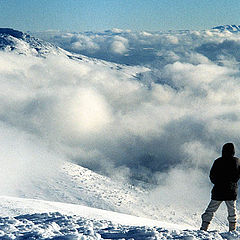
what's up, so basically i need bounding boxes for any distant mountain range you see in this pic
[212,25,240,32]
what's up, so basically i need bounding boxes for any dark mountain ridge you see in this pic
[0,28,25,38]
[0,27,63,56]
[212,25,240,32]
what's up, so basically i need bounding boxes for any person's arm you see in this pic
[209,161,217,184]
[234,158,240,182]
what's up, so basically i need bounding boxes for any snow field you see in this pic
[0,196,240,239]
[0,211,240,239]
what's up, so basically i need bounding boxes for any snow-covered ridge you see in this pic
[0,27,93,58]
[0,28,24,38]
[0,28,64,56]
[212,25,240,32]
[4,160,173,225]
[0,28,148,77]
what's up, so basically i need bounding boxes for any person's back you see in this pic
[210,155,240,201]
[200,143,240,231]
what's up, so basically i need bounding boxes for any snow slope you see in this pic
[8,161,155,218]
[0,160,200,227]
[1,160,238,234]
[0,196,240,239]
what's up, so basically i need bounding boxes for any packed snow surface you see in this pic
[0,196,240,239]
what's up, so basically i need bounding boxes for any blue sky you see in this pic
[0,0,240,32]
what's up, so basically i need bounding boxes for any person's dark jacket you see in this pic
[210,143,240,201]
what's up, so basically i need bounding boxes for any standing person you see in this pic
[200,143,240,231]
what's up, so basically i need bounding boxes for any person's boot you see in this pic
[200,221,210,231]
[229,222,236,231]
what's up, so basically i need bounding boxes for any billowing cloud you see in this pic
[33,28,240,67]
[2,28,240,218]
[110,36,129,55]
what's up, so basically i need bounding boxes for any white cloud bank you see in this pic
[2,28,240,214]
[33,28,240,66]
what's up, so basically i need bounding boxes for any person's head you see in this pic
[222,142,235,157]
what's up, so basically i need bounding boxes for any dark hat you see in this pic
[222,142,235,157]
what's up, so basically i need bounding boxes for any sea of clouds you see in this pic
[1,28,240,212]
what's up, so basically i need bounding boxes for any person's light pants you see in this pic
[201,200,237,223]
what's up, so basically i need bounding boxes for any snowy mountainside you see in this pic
[2,160,192,226]
[0,28,148,76]
[1,159,235,232]
[0,28,63,56]
[16,161,151,217]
